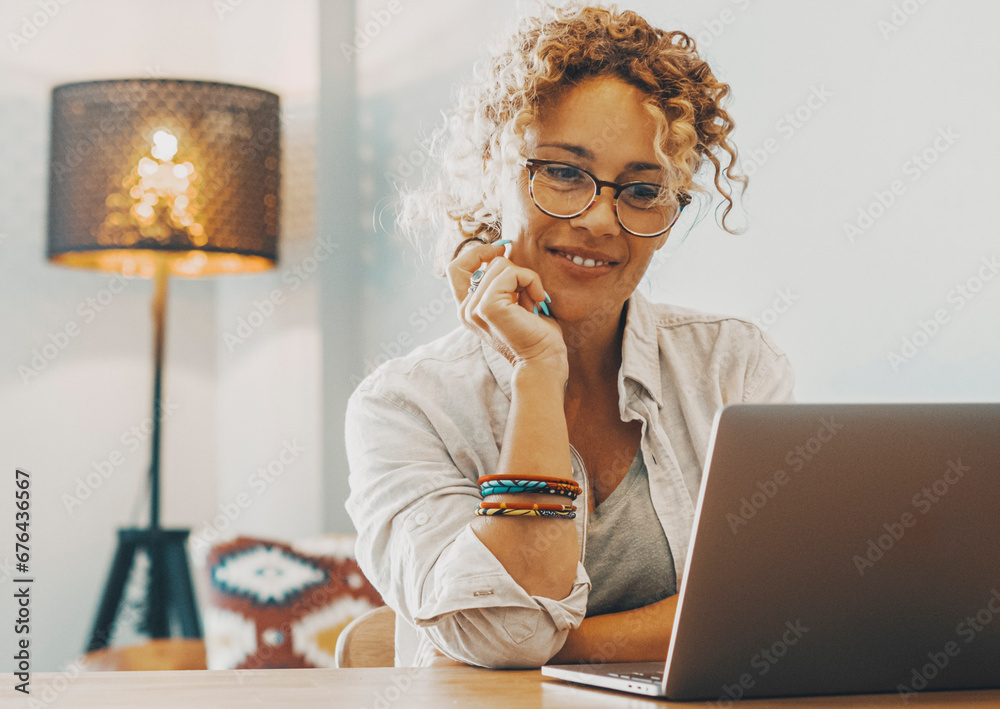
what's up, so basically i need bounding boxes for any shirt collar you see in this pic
[619,289,663,408]
[481,289,662,407]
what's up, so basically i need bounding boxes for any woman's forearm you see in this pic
[471,360,579,600]
[549,594,679,664]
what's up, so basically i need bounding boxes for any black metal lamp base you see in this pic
[86,527,202,653]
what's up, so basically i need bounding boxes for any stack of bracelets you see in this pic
[477,474,583,519]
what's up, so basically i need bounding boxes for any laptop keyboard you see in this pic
[608,670,663,683]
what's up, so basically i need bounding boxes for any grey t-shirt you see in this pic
[583,448,677,617]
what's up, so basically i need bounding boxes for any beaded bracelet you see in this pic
[480,502,576,512]
[475,507,576,519]
[479,476,581,497]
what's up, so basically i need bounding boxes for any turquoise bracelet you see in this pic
[480,483,579,499]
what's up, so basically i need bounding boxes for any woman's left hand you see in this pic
[549,594,680,664]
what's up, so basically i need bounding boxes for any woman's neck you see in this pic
[562,302,628,400]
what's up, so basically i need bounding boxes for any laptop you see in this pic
[542,403,1000,700]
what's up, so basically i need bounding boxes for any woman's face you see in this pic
[504,75,675,327]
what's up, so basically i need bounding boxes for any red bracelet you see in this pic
[478,473,580,489]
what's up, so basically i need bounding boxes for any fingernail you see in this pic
[539,300,550,317]
[544,291,552,303]
[533,305,539,316]
[494,239,512,246]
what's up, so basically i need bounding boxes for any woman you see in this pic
[345,2,795,669]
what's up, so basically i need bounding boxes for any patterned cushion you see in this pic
[201,534,383,669]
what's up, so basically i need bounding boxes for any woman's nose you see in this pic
[568,185,620,236]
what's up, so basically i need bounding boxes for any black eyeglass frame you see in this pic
[522,158,692,237]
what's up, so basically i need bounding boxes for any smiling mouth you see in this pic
[551,250,614,268]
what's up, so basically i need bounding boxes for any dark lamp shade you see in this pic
[47,79,280,277]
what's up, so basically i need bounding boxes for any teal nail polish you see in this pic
[533,305,539,316]
[544,291,552,303]
[539,300,550,317]
[494,239,512,246]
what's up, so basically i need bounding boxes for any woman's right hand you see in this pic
[447,239,568,376]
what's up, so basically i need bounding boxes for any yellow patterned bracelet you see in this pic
[475,507,576,519]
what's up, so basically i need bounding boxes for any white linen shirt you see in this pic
[344,290,796,669]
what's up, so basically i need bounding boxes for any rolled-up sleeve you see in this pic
[344,381,590,669]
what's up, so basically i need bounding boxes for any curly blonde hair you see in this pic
[399,1,747,272]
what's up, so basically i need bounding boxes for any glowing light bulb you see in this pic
[151,130,178,161]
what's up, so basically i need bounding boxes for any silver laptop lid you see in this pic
[664,403,1000,700]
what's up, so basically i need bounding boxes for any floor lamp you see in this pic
[46,79,281,651]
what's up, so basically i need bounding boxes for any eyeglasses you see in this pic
[522,158,691,237]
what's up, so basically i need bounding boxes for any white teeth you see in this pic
[561,252,607,268]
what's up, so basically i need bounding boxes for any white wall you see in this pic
[641,0,1000,403]
[0,0,320,672]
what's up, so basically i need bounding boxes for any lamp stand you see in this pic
[86,263,202,652]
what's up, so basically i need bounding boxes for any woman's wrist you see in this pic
[511,353,569,390]
[498,354,572,486]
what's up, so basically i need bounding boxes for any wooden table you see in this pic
[6,668,999,708]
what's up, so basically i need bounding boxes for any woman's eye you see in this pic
[542,164,585,183]
[625,184,662,204]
